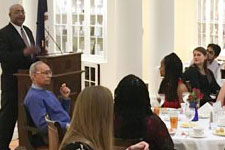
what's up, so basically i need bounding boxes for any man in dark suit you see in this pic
[0,4,38,150]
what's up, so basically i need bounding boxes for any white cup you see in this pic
[193,126,204,136]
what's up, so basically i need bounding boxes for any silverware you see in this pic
[209,111,213,130]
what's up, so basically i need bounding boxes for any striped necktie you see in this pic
[21,27,29,47]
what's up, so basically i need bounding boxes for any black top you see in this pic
[62,142,93,150]
[183,66,220,106]
[0,23,36,76]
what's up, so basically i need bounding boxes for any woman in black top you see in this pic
[183,47,220,106]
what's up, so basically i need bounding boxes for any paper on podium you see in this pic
[198,102,213,118]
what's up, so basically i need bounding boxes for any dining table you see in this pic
[159,108,225,150]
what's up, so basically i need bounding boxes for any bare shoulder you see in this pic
[178,83,188,93]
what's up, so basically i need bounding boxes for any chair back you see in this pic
[114,138,140,150]
[45,115,64,150]
[17,105,48,150]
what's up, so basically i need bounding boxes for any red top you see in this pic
[163,100,180,108]
[162,79,183,109]
[114,115,174,150]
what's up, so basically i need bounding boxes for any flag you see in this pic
[36,0,48,53]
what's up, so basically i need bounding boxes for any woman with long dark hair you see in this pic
[158,53,188,108]
[183,47,220,106]
[114,74,174,150]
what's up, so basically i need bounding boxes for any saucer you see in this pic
[199,114,209,119]
[180,122,196,128]
[189,131,206,138]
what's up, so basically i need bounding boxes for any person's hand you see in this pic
[127,141,149,150]
[60,83,70,98]
[23,46,39,56]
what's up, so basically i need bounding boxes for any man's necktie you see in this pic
[21,27,29,47]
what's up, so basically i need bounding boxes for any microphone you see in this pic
[44,27,64,54]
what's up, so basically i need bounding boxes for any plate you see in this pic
[180,122,196,128]
[213,129,225,136]
[189,131,207,138]
[199,114,209,119]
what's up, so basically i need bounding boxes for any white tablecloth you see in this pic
[160,113,225,150]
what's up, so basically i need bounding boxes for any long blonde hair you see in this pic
[59,86,113,150]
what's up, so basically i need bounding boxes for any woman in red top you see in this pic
[159,53,188,108]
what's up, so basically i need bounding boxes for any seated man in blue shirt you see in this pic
[24,61,70,145]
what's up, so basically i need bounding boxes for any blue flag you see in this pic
[36,0,48,53]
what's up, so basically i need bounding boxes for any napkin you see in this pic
[198,102,213,118]
[213,101,223,113]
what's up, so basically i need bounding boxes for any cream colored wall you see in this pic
[174,0,198,62]
[101,0,143,92]
[142,0,175,98]
[0,0,20,28]
[142,0,150,83]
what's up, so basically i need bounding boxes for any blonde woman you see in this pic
[59,86,149,150]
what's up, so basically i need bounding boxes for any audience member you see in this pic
[59,86,149,150]
[0,4,38,149]
[183,47,220,106]
[207,43,221,80]
[24,61,70,145]
[114,74,174,150]
[158,53,188,108]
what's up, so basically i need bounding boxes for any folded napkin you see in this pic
[213,101,223,112]
[198,102,213,117]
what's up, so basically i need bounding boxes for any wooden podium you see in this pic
[15,52,83,149]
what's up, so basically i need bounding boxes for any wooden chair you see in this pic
[15,106,48,150]
[114,138,141,150]
[45,115,64,150]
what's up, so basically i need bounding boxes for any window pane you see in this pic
[91,67,95,81]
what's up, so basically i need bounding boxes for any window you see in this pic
[197,0,225,53]
[82,62,100,87]
[53,0,107,63]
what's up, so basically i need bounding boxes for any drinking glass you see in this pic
[170,110,178,129]
[153,107,160,116]
[184,107,195,127]
[182,92,189,103]
[157,94,165,107]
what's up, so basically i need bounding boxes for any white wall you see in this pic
[21,0,38,38]
[144,0,175,97]
[0,0,20,28]
[100,0,143,92]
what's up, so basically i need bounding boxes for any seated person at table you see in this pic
[183,47,220,106]
[114,74,174,150]
[24,61,70,145]
[207,43,221,85]
[59,86,149,150]
[158,53,188,108]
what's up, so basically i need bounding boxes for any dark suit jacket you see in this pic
[0,23,35,76]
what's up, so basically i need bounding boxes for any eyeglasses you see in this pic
[35,70,52,76]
